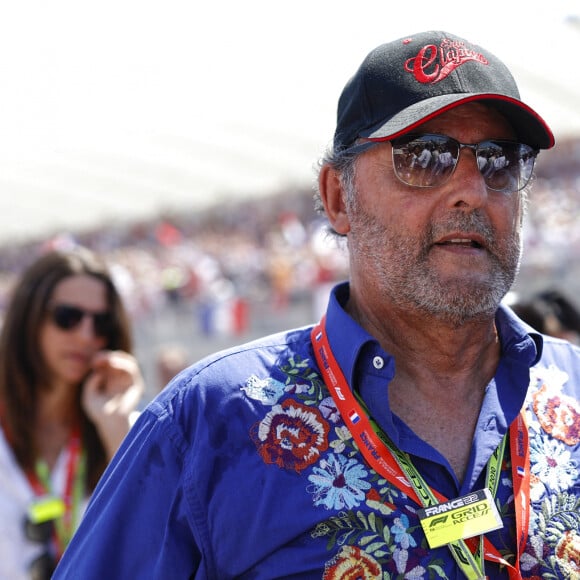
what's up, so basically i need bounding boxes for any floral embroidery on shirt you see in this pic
[242,374,287,405]
[320,397,341,424]
[329,425,353,454]
[554,530,580,578]
[521,364,580,579]
[529,435,578,493]
[251,399,330,472]
[522,492,580,578]
[281,354,329,404]
[312,508,441,578]
[307,453,371,510]
[246,355,580,578]
[532,383,580,446]
[391,514,417,550]
[322,545,382,579]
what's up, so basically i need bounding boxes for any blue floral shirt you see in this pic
[54,282,580,579]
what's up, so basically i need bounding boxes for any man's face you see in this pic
[344,103,525,325]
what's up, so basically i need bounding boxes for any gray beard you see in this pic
[347,202,522,327]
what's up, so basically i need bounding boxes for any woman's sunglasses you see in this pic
[343,133,538,193]
[49,304,113,338]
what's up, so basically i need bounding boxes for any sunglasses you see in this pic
[49,304,113,337]
[344,133,538,193]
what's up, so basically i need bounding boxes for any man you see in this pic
[54,31,580,579]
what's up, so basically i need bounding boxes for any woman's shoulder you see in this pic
[0,425,32,503]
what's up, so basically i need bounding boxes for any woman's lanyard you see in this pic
[26,428,86,558]
[311,317,530,580]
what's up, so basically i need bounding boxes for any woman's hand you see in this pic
[81,350,145,459]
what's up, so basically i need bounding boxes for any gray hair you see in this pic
[314,145,362,238]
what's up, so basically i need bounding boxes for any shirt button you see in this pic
[372,356,384,370]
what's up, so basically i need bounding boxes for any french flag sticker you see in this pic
[349,410,360,424]
[517,466,525,477]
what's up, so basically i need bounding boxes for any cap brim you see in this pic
[362,93,555,149]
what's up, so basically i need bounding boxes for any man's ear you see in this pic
[318,165,351,235]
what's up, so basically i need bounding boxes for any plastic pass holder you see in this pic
[27,496,66,525]
[417,488,503,549]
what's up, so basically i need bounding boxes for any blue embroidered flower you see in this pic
[391,514,417,549]
[308,453,370,510]
[530,435,578,492]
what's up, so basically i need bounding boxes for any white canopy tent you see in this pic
[0,0,578,245]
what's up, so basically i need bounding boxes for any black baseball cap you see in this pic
[334,31,555,152]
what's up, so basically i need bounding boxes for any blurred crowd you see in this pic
[0,140,577,397]
[523,138,580,275]
[0,188,346,325]
[0,188,350,397]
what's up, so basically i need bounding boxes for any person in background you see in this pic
[512,288,580,345]
[155,344,188,393]
[54,31,580,579]
[0,247,144,579]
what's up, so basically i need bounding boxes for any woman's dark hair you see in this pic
[537,290,580,333]
[512,289,580,337]
[0,247,133,491]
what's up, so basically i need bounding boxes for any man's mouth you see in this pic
[436,238,484,249]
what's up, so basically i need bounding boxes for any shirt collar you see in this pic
[323,281,544,487]
[496,302,543,365]
[324,281,543,390]
[324,282,385,389]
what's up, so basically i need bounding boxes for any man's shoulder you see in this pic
[139,323,326,469]
[197,324,313,374]
[532,336,580,394]
[154,325,316,408]
[539,335,580,361]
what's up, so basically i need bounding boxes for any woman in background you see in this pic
[512,288,580,345]
[0,247,144,579]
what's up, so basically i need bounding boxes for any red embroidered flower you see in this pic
[533,384,580,445]
[252,399,329,472]
[555,530,580,576]
[323,545,382,579]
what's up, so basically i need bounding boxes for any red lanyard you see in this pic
[311,317,530,578]
[26,428,86,558]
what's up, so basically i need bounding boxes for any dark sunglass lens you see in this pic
[93,313,113,337]
[52,305,83,330]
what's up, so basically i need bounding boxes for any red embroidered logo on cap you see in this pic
[404,38,488,84]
